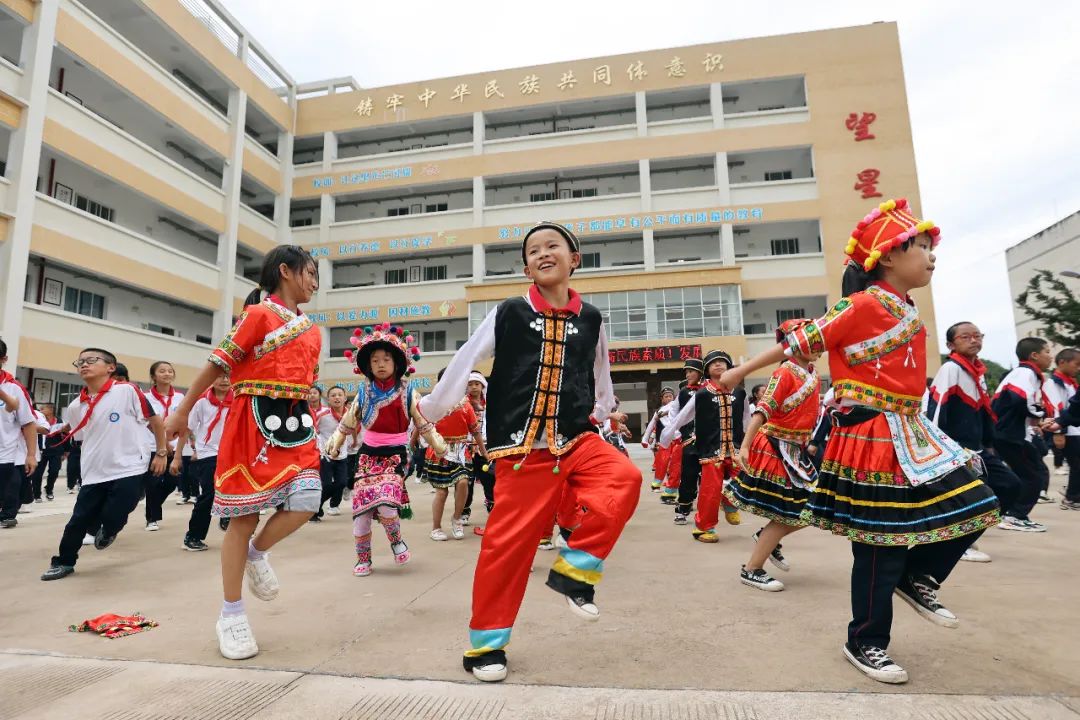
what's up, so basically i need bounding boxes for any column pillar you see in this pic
[274,86,296,245]
[472,111,484,154]
[472,175,485,282]
[715,152,731,205]
[634,90,647,137]
[213,85,248,340]
[710,82,725,129]
[643,227,656,271]
[720,225,736,266]
[638,158,651,212]
[0,0,59,368]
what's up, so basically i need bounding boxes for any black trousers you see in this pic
[848,531,982,649]
[464,455,495,516]
[979,450,1022,517]
[346,452,359,490]
[1063,436,1080,502]
[1052,444,1065,468]
[178,455,196,500]
[143,456,176,524]
[317,458,348,515]
[675,444,700,514]
[0,463,24,521]
[51,474,143,567]
[186,456,217,542]
[31,452,64,498]
[66,444,81,489]
[995,441,1042,519]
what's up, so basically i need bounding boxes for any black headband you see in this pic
[521,222,580,263]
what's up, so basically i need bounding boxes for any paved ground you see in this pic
[1,448,1078,719]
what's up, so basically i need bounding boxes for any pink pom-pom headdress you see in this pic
[344,322,421,381]
[844,198,941,272]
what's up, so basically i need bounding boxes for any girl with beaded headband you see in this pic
[325,323,447,577]
[719,199,999,686]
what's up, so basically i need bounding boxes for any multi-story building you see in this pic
[0,0,939,430]
[1005,210,1080,348]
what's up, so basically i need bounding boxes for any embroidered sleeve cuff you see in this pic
[208,352,233,374]
[783,323,825,358]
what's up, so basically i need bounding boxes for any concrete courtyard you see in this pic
[1,447,1077,718]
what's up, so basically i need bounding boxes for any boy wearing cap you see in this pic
[659,362,703,509]
[660,350,742,542]
[418,221,641,683]
[642,386,677,491]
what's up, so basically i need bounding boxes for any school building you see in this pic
[0,0,939,430]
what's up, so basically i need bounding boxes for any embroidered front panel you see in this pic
[255,310,315,361]
[358,381,407,429]
[884,412,972,486]
[779,363,819,413]
[763,422,811,443]
[841,286,922,367]
[232,379,310,400]
[832,379,922,415]
[757,375,782,420]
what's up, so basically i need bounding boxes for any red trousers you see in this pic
[694,459,737,532]
[662,439,683,493]
[652,446,672,483]
[467,432,641,655]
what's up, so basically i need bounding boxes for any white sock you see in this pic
[221,599,245,618]
[247,539,266,561]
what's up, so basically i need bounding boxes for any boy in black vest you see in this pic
[661,350,742,541]
[419,222,641,683]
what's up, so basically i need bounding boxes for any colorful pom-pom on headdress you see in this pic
[346,321,421,381]
[844,198,941,272]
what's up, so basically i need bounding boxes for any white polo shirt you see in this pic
[68,382,154,485]
[187,394,229,459]
[0,378,34,464]
[316,407,347,460]
[20,409,51,463]
[145,388,185,453]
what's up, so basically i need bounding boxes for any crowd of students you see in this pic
[4,203,1077,688]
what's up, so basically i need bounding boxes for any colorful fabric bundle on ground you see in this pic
[69,612,158,638]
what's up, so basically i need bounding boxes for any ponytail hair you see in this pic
[246,245,316,308]
[840,237,917,298]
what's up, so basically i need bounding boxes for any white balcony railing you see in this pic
[723,107,810,129]
[483,124,637,155]
[329,208,474,243]
[738,253,826,280]
[324,278,469,310]
[728,177,818,205]
[650,187,721,212]
[482,192,641,227]
[332,142,474,170]
[646,117,713,136]
[0,57,23,100]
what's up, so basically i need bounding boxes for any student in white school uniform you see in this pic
[30,403,66,502]
[179,374,233,551]
[143,361,184,531]
[40,348,167,580]
[313,385,350,520]
[0,337,38,529]
[19,406,51,507]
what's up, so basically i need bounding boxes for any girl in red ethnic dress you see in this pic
[720,199,999,686]
[725,320,821,592]
[324,323,447,577]
[165,246,322,663]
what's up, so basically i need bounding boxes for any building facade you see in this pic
[0,0,938,429]
[1005,210,1080,347]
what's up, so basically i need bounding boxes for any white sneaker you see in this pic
[451,518,465,540]
[1037,491,1055,504]
[145,522,160,532]
[960,547,991,563]
[82,534,94,546]
[245,552,279,601]
[998,516,1040,532]
[175,498,189,505]
[430,528,448,541]
[327,506,341,516]
[216,614,258,660]
[471,662,507,682]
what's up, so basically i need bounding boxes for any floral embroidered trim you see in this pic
[804,509,1000,547]
[841,286,923,367]
[255,313,315,361]
[208,353,232,374]
[763,422,811,443]
[785,299,852,356]
[832,379,923,415]
[232,379,310,400]
[779,362,819,413]
[212,311,249,368]
[819,458,897,485]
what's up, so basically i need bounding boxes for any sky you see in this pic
[224,0,1080,366]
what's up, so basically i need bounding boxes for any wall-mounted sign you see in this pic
[854,169,882,200]
[497,207,765,241]
[311,165,414,190]
[310,301,463,327]
[608,344,702,365]
[320,376,434,393]
[845,112,876,141]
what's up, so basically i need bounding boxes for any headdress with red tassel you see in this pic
[844,198,941,272]
[344,322,422,382]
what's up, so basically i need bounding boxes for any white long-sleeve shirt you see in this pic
[659,395,697,448]
[418,301,617,432]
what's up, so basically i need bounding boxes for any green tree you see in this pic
[1015,269,1080,347]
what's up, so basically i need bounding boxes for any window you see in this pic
[583,285,741,342]
[423,265,447,281]
[580,252,600,269]
[384,268,407,285]
[195,334,212,345]
[571,188,598,198]
[424,202,448,213]
[764,170,793,182]
[770,238,800,256]
[387,206,410,217]
[56,382,81,415]
[421,330,447,352]
[74,193,115,222]
[529,191,555,203]
[144,323,176,336]
[776,308,805,325]
[743,323,767,335]
[63,287,105,319]
[290,217,313,227]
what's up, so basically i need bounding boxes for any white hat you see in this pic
[468,371,488,391]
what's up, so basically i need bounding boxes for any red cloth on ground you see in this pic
[69,612,158,638]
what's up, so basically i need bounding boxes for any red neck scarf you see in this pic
[1020,361,1054,415]
[66,379,115,440]
[1054,370,1079,391]
[151,386,175,419]
[203,388,234,442]
[327,405,344,423]
[0,370,33,407]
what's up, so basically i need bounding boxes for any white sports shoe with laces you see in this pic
[245,552,279,601]
[216,614,259,660]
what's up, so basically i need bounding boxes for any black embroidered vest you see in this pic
[693,383,736,462]
[486,297,604,459]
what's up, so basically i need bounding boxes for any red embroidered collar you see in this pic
[528,284,582,315]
